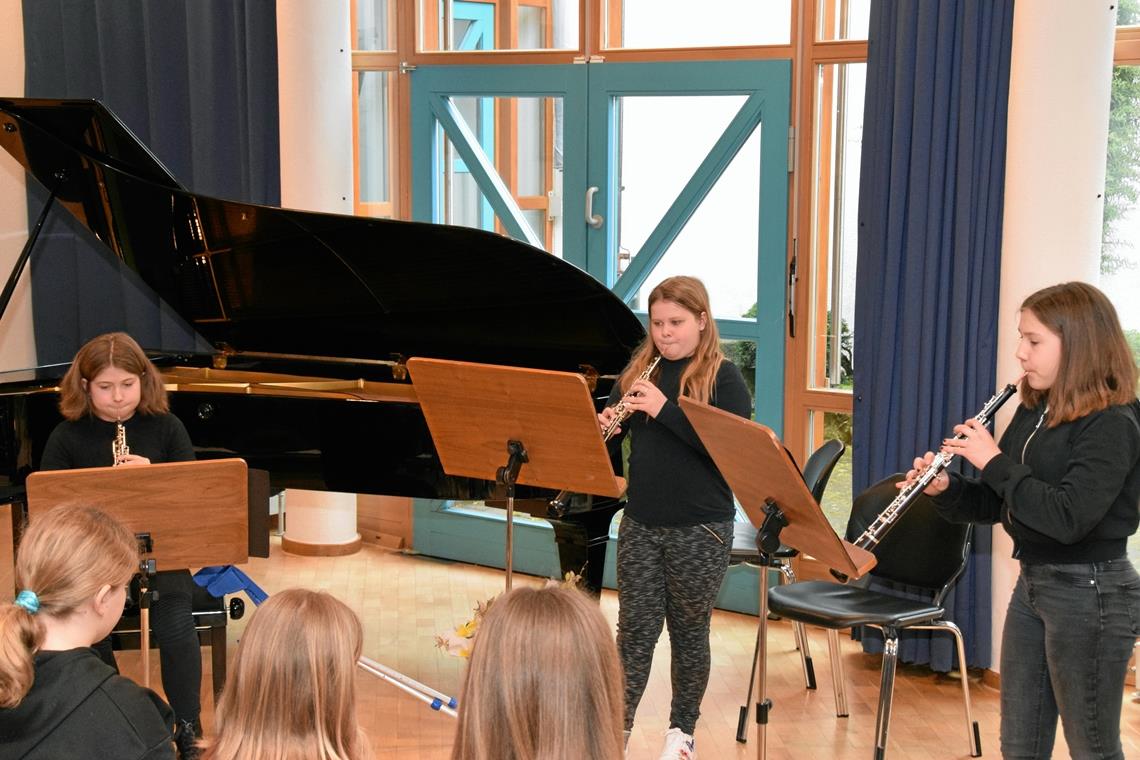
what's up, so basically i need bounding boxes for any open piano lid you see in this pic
[0,97,644,375]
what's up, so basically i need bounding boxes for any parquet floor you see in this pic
[113,538,1140,759]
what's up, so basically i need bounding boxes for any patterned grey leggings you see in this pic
[616,514,734,735]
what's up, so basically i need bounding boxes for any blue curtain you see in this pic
[852,0,1014,671]
[22,0,279,362]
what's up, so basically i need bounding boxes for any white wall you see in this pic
[0,0,35,371]
[991,1,1116,672]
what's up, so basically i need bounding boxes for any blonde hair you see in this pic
[58,332,169,421]
[202,589,367,760]
[618,275,725,404]
[1018,282,1138,427]
[0,504,138,708]
[451,586,625,760]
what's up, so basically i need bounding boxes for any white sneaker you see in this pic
[658,727,697,760]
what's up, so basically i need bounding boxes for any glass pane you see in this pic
[355,0,392,49]
[720,339,757,409]
[1102,63,1140,561]
[433,96,562,255]
[816,0,870,41]
[607,0,791,47]
[523,209,547,249]
[1118,0,1140,27]
[807,409,854,537]
[358,71,392,206]
[809,63,865,391]
[519,5,546,48]
[517,97,546,196]
[615,95,758,317]
[420,0,579,51]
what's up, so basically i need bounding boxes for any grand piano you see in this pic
[0,97,644,591]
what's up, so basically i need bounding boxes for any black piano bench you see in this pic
[110,583,243,696]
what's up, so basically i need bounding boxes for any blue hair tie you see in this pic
[14,589,39,614]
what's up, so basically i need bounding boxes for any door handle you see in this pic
[585,186,604,229]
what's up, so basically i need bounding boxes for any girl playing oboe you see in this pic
[604,276,752,760]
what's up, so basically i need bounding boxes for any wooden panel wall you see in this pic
[357,495,413,549]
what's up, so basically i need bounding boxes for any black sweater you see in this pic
[934,399,1140,563]
[608,357,752,526]
[40,413,195,470]
[0,648,175,759]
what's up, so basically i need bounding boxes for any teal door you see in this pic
[410,60,790,429]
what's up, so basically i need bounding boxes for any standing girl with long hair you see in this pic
[39,332,202,758]
[906,281,1140,759]
[604,275,752,760]
[200,588,367,760]
[450,585,625,760]
[0,504,175,759]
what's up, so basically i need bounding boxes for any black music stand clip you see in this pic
[496,440,529,489]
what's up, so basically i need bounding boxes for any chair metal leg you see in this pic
[777,564,816,689]
[827,628,848,717]
[924,620,982,757]
[873,632,899,760]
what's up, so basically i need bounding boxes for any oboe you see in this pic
[112,420,129,466]
[549,355,662,513]
[851,382,1018,551]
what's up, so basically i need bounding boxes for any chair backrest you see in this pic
[846,473,973,603]
[801,439,845,503]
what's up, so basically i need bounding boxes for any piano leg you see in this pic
[547,500,622,596]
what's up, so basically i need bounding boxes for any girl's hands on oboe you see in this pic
[942,418,1001,470]
[622,379,667,418]
[901,451,950,496]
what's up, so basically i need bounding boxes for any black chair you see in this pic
[110,582,242,697]
[766,474,982,760]
[733,438,845,741]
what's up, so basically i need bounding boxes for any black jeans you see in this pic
[999,559,1140,759]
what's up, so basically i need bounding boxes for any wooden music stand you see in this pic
[26,458,248,686]
[678,397,875,760]
[407,358,626,589]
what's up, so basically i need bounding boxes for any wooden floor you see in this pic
[114,538,1140,760]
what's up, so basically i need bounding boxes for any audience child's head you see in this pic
[0,504,138,708]
[451,585,625,760]
[203,588,366,760]
[59,331,169,421]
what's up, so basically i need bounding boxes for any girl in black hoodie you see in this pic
[906,281,1140,760]
[0,503,174,759]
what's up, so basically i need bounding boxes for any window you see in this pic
[1108,14,1140,560]
[419,0,575,51]
[350,0,871,501]
[603,0,791,48]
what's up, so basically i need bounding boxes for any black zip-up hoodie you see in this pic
[934,399,1140,563]
[0,648,175,759]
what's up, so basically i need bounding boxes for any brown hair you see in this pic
[1018,282,1138,427]
[0,504,138,708]
[202,589,367,760]
[58,332,169,420]
[618,275,726,404]
[450,585,625,760]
